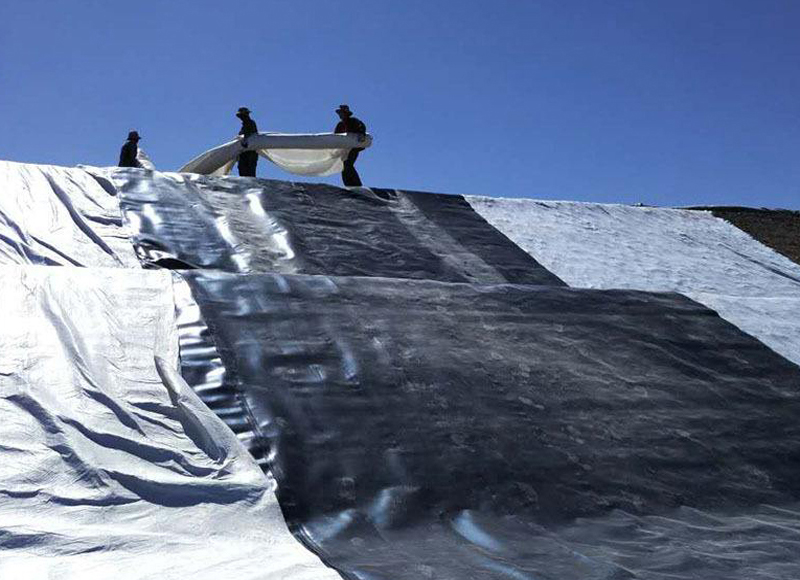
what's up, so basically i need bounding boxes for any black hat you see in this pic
[128,131,140,140]
[336,104,352,116]
[237,107,251,115]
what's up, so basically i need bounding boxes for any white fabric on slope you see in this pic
[468,197,800,365]
[0,266,339,580]
[137,148,156,170]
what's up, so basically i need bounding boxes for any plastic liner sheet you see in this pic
[467,197,800,365]
[0,266,339,580]
[179,271,800,580]
[0,161,139,267]
[99,168,564,285]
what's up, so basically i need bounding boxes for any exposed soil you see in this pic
[688,206,800,267]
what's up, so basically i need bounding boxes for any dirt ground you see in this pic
[688,206,800,267]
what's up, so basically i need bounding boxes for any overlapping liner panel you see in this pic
[100,168,564,286]
[0,266,339,580]
[177,270,800,580]
[467,197,800,365]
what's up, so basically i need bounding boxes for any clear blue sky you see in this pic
[1,0,798,208]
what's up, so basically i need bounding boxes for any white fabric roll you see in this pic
[180,132,372,177]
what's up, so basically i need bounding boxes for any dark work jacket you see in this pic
[239,118,258,138]
[119,141,140,167]
[334,116,366,135]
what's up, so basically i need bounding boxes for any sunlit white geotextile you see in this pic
[0,266,338,580]
[468,197,800,365]
[180,132,372,177]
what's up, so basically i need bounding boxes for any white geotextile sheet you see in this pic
[0,266,339,580]
[258,147,346,176]
[468,197,800,365]
[0,161,139,267]
[180,132,371,177]
[137,148,156,170]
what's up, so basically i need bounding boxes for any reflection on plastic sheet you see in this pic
[101,167,565,284]
[0,161,139,267]
[0,266,338,579]
[178,270,800,580]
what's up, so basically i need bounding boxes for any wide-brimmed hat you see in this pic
[128,130,140,140]
[236,107,251,116]
[336,104,352,115]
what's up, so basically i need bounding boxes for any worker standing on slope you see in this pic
[118,131,142,168]
[236,107,259,177]
[334,104,367,187]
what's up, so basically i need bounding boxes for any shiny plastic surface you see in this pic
[179,270,800,580]
[0,266,340,580]
[0,161,139,267]
[100,168,564,285]
[468,196,800,366]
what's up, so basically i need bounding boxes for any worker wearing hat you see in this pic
[334,104,367,187]
[236,107,259,177]
[118,130,142,168]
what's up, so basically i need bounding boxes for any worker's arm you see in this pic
[239,120,259,147]
[353,119,367,143]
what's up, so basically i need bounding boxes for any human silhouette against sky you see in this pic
[334,104,367,187]
[236,107,259,177]
[118,131,142,168]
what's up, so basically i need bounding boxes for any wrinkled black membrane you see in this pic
[179,271,800,580]
[107,169,564,285]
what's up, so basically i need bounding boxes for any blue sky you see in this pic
[0,0,798,208]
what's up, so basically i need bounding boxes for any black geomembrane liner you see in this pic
[179,271,800,580]
[109,169,564,286]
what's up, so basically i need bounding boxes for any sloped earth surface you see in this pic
[468,197,800,366]
[0,266,339,580]
[702,207,800,267]
[94,168,563,286]
[179,271,800,580]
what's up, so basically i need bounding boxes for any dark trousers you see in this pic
[238,151,258,177]
[342,148,363,187]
